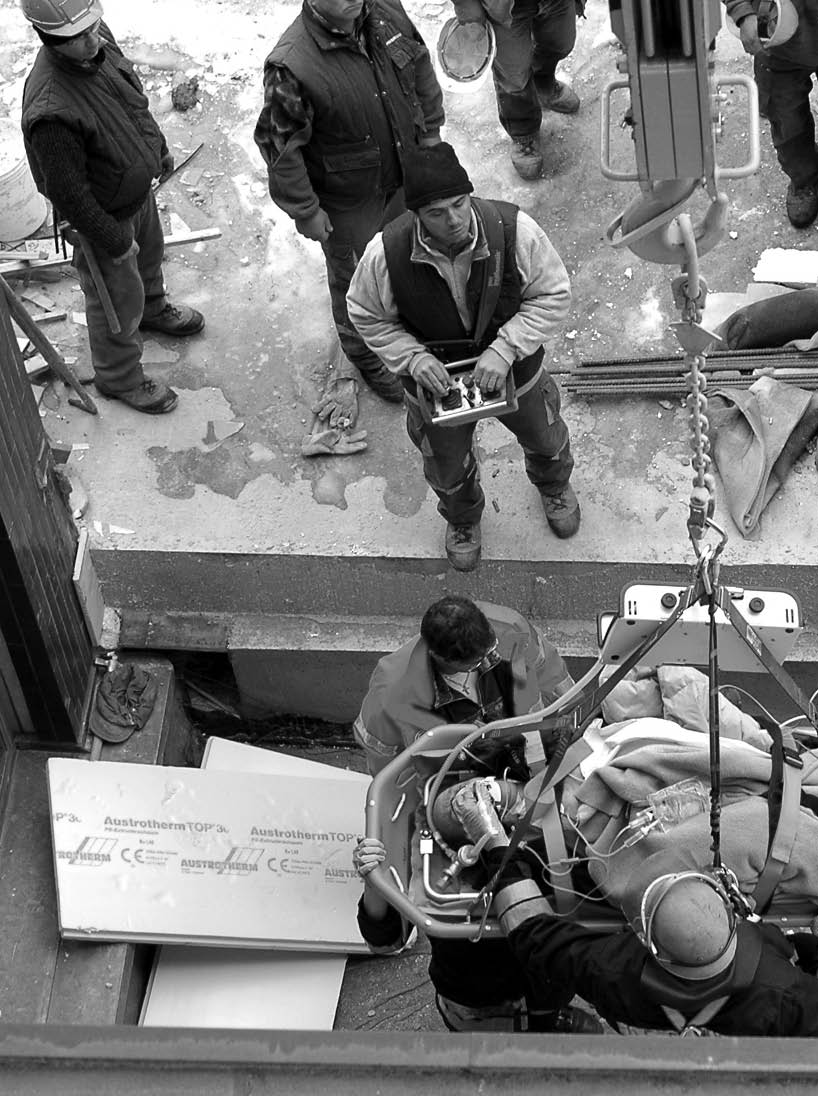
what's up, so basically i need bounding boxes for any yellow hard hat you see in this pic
[638,871,738,981]
[21,0,103,36]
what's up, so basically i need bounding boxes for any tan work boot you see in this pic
[140,302,205,336]
[541,485,580,538]
[445,522,481,571]
[95,377,178,414]
[535,78,580,114]
[511,134,543,181]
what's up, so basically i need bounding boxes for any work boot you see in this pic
[785,182,818,228]
[95,377,178,414]
[535,1006,604,1034]
[445,522,481,571]
[358,363,404,403]
[541,485,581,538]
[535,77,580,115]
[511,134,543,181]
[140,302,205,336]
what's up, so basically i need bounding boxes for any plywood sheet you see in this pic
[48,757,367,951]
[140,741,368,1028]
[753,249,818,287]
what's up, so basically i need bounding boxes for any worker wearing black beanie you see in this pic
[403,142,474,211]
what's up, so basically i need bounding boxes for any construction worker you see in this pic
[725,0,818,228]
[352,599,600,1032]
[450,0,583,179]
[347,142,578,572]
[20,0,204,415]
[455,779,818,1036]
[254,0,445,421]
[352,594,575,773]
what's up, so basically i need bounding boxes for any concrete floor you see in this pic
[2,0,818,644]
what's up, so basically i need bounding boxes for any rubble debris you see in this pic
[172,74,200,111]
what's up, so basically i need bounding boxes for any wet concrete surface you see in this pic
[2,0,817,641]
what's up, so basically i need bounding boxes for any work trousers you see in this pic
[436,993,569,1032]
[405,369,574,526]
[754,52,818,189]
[72,191,168,392]
[321,189,405,375]
[492,0,577,138]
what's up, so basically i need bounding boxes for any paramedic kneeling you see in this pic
[455,780,818,1037]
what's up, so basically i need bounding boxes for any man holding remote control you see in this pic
[347,141,578,571]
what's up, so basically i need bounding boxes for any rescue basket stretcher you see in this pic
[364,582,818,941]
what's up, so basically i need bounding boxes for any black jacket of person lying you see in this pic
[451,779,818,1037]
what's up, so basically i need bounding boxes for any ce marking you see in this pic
[121,847,146,864]
[267,857,291,873]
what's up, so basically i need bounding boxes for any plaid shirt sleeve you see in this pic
[253,63,320,222]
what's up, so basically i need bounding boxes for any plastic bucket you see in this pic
[0,124,47,242]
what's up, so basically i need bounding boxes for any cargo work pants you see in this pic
[405,368,574,526]
[321,190,405,377]
[754,52,818,189]
[72,190,168,392]
[491,0,577,138]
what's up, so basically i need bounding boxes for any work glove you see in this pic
[352,836,386,879]
[452,0,486,23]
[296,208,334,243]
[471,346,510,396]
[300,427,368,457]
[111,238,140,265]
[157,151,175,184]
[450,778,508,846]
[312,376,359,430]
[737,13,764,55]
[790,931,818,976]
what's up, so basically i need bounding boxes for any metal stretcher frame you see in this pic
[364,579,818,940]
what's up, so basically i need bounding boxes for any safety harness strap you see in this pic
[753,722,802,913]
[661,996,729,1036]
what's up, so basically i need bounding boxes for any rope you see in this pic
[707,585,723,871]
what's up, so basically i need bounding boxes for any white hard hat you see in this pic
[21,0,103,36]
[434,17,496,96]
[724,0,798,49]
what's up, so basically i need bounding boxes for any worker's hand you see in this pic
[737,14,764,55]
[471,346,510,396]
[312,376,359,429]
[412,353,452,397]
[450,779,508,847]
[58,221,80,248]
[296,208,334,243]
[452,0,486,23]
[301,427,368,457]
[157,152,175,184]
[353,836,387,878]
[111,239,139,266]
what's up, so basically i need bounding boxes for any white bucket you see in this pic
[0,123,47,242]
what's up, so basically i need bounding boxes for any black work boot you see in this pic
[357,363,404,403]
[541,485,581,538]
[535,77,580,115]
[445,522,481,571]
[95,377,178,414]
[511,134,543,181]
[140,302,205,336]
[786,181,818,229]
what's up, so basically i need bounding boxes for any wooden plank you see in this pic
[0,228,221,277]
[72,528,105,646]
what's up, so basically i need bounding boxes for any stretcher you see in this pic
[365,574,818,940]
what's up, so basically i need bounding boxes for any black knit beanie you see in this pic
[403,142,473,211]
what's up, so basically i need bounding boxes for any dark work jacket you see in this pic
[21,23,164,215]
[266,0,441,212]
[508,912,818,1036]
[382,197,544,397]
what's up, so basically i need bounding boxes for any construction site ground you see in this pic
[2,0,818,1036]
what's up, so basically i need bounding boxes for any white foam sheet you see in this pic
[139,743,369,1029]
[48,756,368,950]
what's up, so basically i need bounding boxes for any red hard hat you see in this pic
[20,0,103,36]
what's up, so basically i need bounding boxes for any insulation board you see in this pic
[140,740,369,1028]
[47,756,367,951]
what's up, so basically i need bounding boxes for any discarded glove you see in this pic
[89,662,158,744]
[312,376,359,430]
[301,427,368,457]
